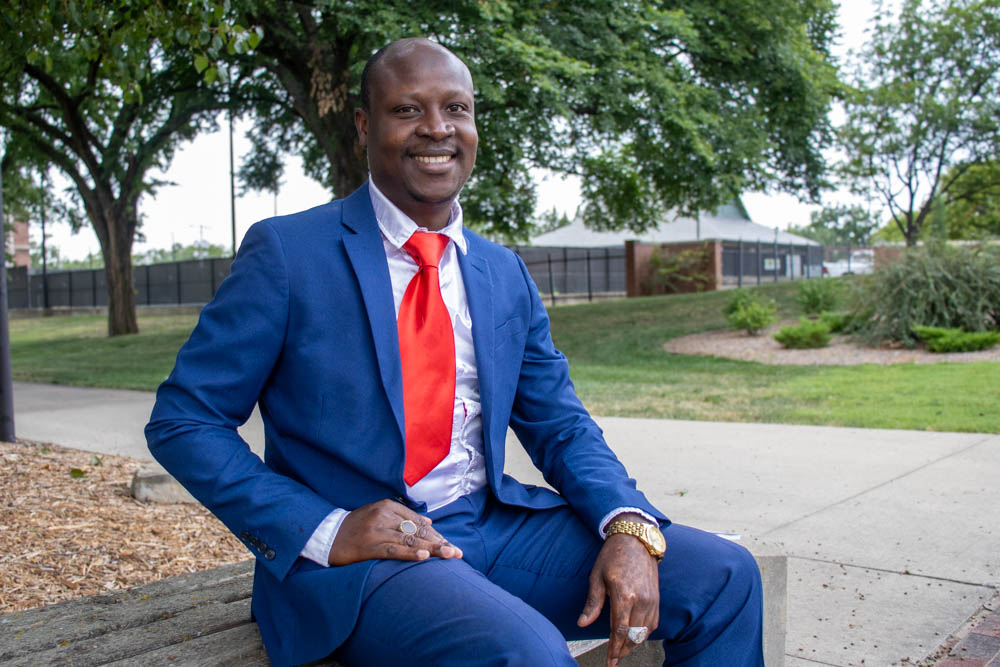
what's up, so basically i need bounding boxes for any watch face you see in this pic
[646,526,667,553]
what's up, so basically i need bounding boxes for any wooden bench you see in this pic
[1,552,785,666]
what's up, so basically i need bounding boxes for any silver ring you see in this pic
[399,519,418,536]
[627,626,648,644]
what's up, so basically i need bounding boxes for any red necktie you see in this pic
[398,232,456,485]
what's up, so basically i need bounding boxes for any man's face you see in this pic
[355,43,478,228]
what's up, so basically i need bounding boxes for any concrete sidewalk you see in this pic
[11,381,1000,666]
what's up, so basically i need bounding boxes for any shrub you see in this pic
[796,279,839,316]
[774,317,832,349]
[648,245,714,293]
[727,299,777,335]
[724,289,757,316]
[913,325,1000,353]
[820,311,853,334]
[849,243,1000,347]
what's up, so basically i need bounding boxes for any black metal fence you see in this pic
[720,240,825,287]
[7,257,233,310]
[7,248,623,310]
[509,246,627,306]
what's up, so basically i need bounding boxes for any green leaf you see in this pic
[247,30,260,49]
[204,66,218,84]
[69,468,87,479]
[90,455,102,466]
[193,54,209,73]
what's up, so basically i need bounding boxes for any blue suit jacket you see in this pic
[145,183,665,666]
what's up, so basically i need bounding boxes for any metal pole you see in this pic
[0,167,17,441]
[547,253,556,307]
[756,239,762,285]
[773,237,779,282]
[40,191,50,309]
[176,261,183,305]
[737,239,743,288]
[228,70,238,257]
[585,249,593,302]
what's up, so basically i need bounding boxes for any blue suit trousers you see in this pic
[322,489,764,667]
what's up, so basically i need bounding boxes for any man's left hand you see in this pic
[577,515,660,667]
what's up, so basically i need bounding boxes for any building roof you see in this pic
[530,201,819,247]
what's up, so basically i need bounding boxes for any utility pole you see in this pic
[0,166,17,441]
[40,175,49,309]
[228,68,237,258]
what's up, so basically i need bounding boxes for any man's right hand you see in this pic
[328,498,463,566]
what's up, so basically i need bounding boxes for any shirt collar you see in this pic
[368,178,468,255]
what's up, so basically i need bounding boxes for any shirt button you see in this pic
[264,549,276,561]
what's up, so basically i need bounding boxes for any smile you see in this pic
[413,155,453,164]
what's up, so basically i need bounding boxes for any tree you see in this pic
[221,0,839,240]
[839,0,1000,246]
[787,204,878,246]
[0,1,256,335]
[938,162,1000,239]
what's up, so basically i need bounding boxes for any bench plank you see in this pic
[5,599,251,667]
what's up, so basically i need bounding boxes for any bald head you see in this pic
[360,38,472,112]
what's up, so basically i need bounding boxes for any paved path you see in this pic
[11,381,1000,666]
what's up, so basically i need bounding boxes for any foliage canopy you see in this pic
[839,0,1000,246]
[225,0,840,239]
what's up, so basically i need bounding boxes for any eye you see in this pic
[447,103,469,113]
[395,105,419,114]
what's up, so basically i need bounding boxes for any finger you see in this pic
[607,589,639,664]
[577,575,606,627]
[381,520,463,560]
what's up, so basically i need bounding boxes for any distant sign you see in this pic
[763,258,780,271]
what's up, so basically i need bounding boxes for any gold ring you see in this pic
[399,519,418,535]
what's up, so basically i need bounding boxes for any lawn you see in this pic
[8,281,998,432]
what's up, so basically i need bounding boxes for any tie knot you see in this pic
[403,232,449,269]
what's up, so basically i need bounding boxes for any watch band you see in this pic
[605,519,665,561]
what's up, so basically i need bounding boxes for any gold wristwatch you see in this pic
[605,520,666,561]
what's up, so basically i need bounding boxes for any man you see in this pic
[146,38,763,667]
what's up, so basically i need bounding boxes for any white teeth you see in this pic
[414,155,452,164]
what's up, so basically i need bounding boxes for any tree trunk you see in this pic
[88,196,139,336]
[104,252,138,336]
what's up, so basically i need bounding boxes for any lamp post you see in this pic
[0,166,17,442]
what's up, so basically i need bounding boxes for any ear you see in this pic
[354,108,369,148]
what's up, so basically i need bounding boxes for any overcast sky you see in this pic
[39,1,881,262]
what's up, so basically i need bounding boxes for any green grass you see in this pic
[9,312,197,391]
[8,279,998,432]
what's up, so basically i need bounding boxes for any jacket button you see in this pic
[264,549,276,561]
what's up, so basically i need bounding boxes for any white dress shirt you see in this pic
[300,180,650,566]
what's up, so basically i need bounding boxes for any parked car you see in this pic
[824,249,874,277]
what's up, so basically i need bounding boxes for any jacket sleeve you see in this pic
[506,254,668,532]
[145,220,339,582]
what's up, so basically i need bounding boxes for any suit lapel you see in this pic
[457,234,500,485]
[340,183,406,443]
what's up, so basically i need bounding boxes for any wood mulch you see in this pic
[0,439,246,614]
[664,324,1000,366]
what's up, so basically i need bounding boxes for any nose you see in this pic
[417,108,454,141]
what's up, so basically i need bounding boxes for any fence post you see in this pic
[547,253,556,307]
[737,239,744,288]
[605,248,611,292]
[756,239,762,285]
[773,238,779,282]
[92,268,98,306]
[585,249,593,302]
[146,265,152,305]
[176,261,182,305]
[210,258,217,299]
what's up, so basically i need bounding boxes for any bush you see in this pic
[727,299,777,335]
[774,317,832,349]
[796,279,839,316]
[849,243,1000,347]
[724,289,757,316]
[820,311,853,334]
[913,325,1000,353]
